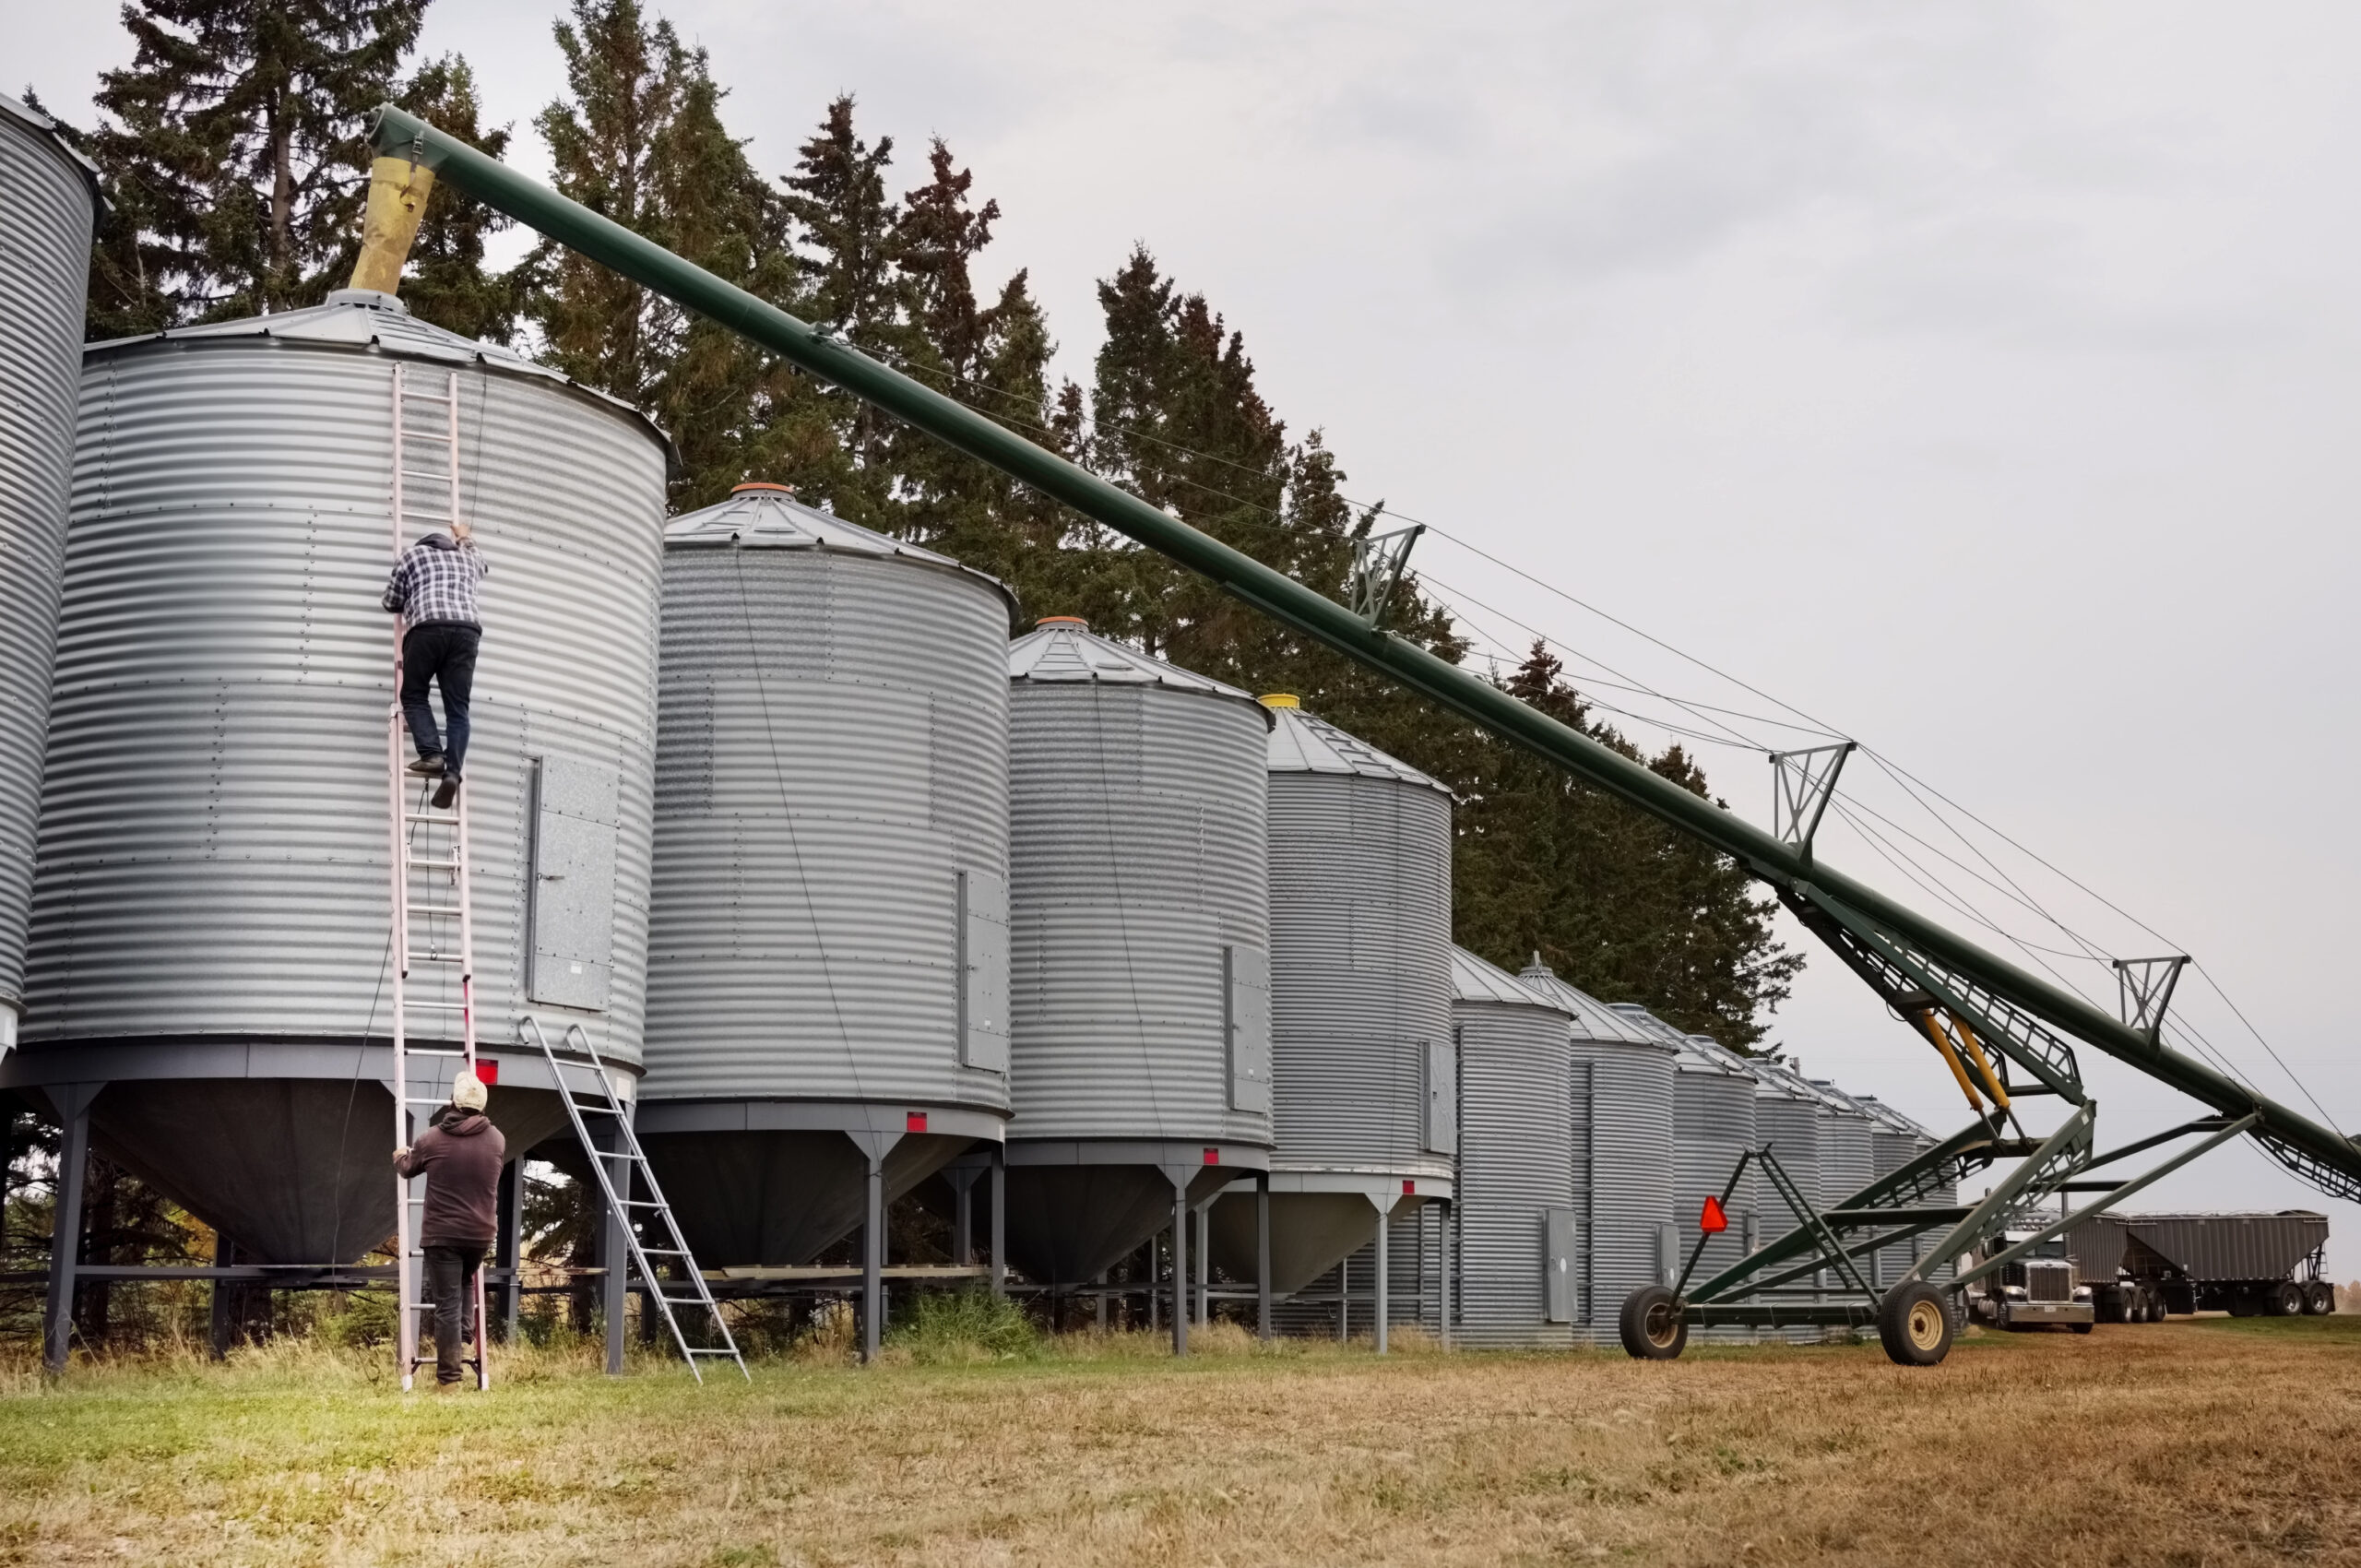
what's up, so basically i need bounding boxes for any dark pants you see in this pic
[423,1242,485,1384]
[401,623,481,779]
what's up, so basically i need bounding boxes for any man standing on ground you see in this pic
[393,1069,506,1387]
[382,517,487,811]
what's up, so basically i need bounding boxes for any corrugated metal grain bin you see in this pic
[1208,697,1454,1297]
[1518,960,1675,1340]
[1446,947,1578,1348]
[1811,1079,1878,1211]
[1613,1006,1759,1289]
[1858,1095,1933,1285]
[1747,1059,1822,1253]
[7,290,669,1263]
[999,618,1272,1285]
[0,95,101,1047]
[635,485,1015,1265]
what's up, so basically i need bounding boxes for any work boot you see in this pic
[432,775,459,810]
[407,754,446,778]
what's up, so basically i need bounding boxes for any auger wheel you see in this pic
[1877,1282,1955,1366]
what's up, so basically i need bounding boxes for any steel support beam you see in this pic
[42,1083,101,1376]
[1255,1173,1273,1341]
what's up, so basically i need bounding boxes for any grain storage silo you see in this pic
[1609,1004,1759,1290]
[1449,947,1578,1348]
[999,617,1271,1288]
[635,485,1015,1265]
[1208,697,1454,1301]
[10,289,669,1264]
[1858,1095,1940,1285]
[0,95,101,1054]
[1517,960,1675,1341]
[1812,1078,1878,1214]
[1749,1058,1822,1247]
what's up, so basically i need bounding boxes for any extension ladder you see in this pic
[519,1016,749,1383]
[389,364,491,1393]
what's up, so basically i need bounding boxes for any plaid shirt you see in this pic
[382,535,489,627]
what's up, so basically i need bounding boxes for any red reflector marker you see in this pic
[1700,1194,1728,1234]
[1203,1147,1219,1165]
[906,1111,928,1134]
[1402,1179,1417,1195]
[473,1059,499,1086]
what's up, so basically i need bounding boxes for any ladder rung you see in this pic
[407,1002,469,1013]
[409,904,462,917]
[407,953,462,965]
[401,1045,468,1055]
[407,856,459,869]
[403,813,457,824]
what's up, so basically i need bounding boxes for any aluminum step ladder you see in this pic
[389,364,490,1393]
[519,1016,749,1383]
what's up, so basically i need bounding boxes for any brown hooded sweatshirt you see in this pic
[393,1107,507,1247]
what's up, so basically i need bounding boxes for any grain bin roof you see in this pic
[1604,1003,1750,1078]
[1452,946,1563,1010]
[1261,700,1452,793]
[87,287,673,460]
[0,92,107,215]
[666,483,1017,612]
[1007,617,1253,699]
[1514,958,1668,1049]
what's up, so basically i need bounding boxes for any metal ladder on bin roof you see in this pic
[520,1016,749,1383]
[389,363,491,1393]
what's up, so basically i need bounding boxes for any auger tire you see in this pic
[1618,1286,1688,1360]
[1878,1282,1955,1367]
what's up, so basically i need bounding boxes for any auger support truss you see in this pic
[362,105,2361,1228]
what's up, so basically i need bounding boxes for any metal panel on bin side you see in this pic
[1228,942,1273,1114]
[530,754,621,1011]
[1545,1208,1578,1324]
[0,95,100,1023]
[961,868,1011,1072]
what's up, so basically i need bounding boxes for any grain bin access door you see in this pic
[959,868,1010,1072]
[528,754,621,1011]
[1226,943,1272,1113]
[1545,1207,1578,1323]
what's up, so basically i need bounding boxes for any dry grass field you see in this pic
[2,1314,2356,1567]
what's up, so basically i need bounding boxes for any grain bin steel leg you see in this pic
[1426,1199,1444,1350]
[598,1120,629,1376]
[208,1232,237,1360]
[497,1158,524,1343]
[948,1164,978,1265]
[1194,1202,1211,1325]
[1370,1188,1403,1356]
[1169,1182,1190,1357]
[1256,1174,1273,1341]
[989,1146,1006,1299]
[42,1083,101,1377]
[863,1152,886,1364]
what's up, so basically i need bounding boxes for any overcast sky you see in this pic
[13,1,2359,1268]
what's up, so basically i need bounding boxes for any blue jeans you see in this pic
[400,623,480,779]
[424,1242,484,1384]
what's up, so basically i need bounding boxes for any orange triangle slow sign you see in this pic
[1700,1195,1729,1234]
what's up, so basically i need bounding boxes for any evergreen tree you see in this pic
[1452,643,1803,1046]
[390,55,525,343]
[85,0,429,330]
[530,0,829,506]
[777,96,907,530]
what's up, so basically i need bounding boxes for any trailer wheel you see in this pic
[2307,1281,2336,1316]
[1878,1282,1954,1366]
[2267,1280,2305,1317]
[2143,1288,2166,1324]
[1618,1286,1688,1360]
